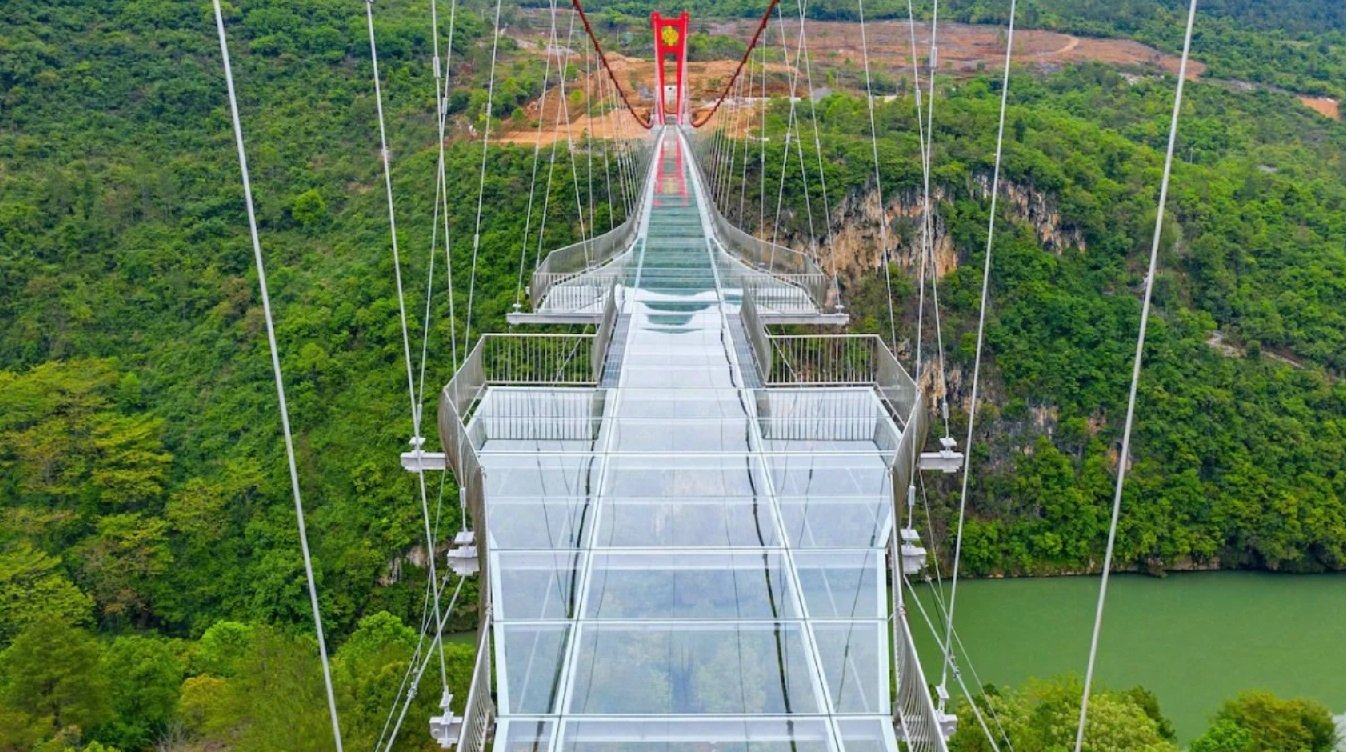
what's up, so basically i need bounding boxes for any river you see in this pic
[910,572,1346,743]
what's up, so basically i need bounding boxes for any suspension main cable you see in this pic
[570,0,652,128]
[940,0,1016,705]
[209,2,344,749]
[691,0,784,128]
[1074,2,1199,749]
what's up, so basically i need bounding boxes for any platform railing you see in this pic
[479,333,596,386]
[530,217,638,308]
[732,269,830,313]
[529,138,655,310]
[533,270,625,313]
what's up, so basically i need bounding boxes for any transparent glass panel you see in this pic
[500,624,569,715]
[836,717,899,752]
[496,551,579,621]
[607,418,752,453]
[583,551,797,620]
[813,622,887,714]
[488,497,593,551]
[558,718,834,752]
[615,388,747,419]
[475,388,601,446]
[619,365,736,389]
[794,550,883,619]
[568,623,820,715]
[768,456,890,497]
[496,719,557,752]
[596,497,780,548]
[776,497,890,549]
[604,455,766,498]
[482,454,603,497]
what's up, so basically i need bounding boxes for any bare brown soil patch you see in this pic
[751,19,1204,81]
[497,17,1206,145]
[1298,95,1341,121]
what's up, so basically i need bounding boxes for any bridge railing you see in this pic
[738,287,773,379]
[591,281,622,382]
[685,132,833,311]
[455,600,495,752]
[533,270,625,313]
[890,521,949,752]
[709,207,832,309]
[528,138,655,311]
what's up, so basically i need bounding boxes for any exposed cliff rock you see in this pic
[761,177,1087,284]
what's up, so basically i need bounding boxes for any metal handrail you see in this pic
[530,215,638,307]
[455,602,495,752]
[533,270,625,313]
[591,281,622,381]
[479,333,596,386]
[738,289,773,379]
[889,524,949,752]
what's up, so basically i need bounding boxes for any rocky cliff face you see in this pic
[762,177,1086,285]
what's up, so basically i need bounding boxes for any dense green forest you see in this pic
[710,64,1346,576]
[2,0,1344,749]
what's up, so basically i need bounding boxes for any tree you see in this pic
[950,677,1179,752]
[290,189,327,228]
[94,635,182,750]
[1191,691,1337,752]
[0,544,93,644]
[0,619,111,743]
[191,620,254,678]
[75,513,172,624]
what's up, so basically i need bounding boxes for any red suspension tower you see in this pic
[650,11,690,125]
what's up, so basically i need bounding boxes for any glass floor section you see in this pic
[472,131,905,752]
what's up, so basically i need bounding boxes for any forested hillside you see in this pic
[723,65,1346,575]
[1,0,1344,749]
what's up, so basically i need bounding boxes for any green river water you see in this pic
[911,572,1346,742]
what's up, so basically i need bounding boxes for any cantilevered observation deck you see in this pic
[437,129,947,752]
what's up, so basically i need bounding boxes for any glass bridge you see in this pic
[435,129,948,752]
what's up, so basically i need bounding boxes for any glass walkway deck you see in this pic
[438,130,944,752]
